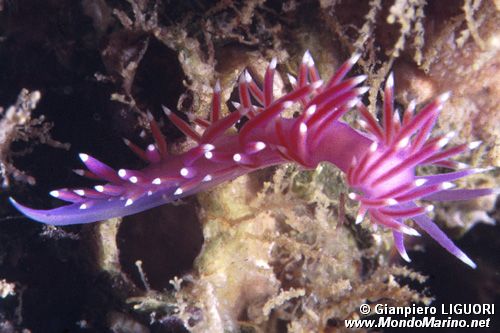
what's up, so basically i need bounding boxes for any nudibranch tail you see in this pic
[10,52,366,225]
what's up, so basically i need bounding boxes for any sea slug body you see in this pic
[10,51,495,267]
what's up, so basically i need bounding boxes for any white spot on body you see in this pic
[180,168,189,177]
[255,142,266,151]
[299,123,308,134]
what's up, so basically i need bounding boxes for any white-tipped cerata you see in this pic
[74,190,85,196]
[214,79,221,93]
[244,70,252,83]
[386,72,394,89]
[355,211,365,224]
[269,57,277,70]
[348,52,362,65]
[385,198,398,206]
[441,182,455,190]
[437,91,452,104]
[400,251,412,263]
[458,252,477,269]
[468,141,482,150]
[302,50,313,66]
[79,153,89,162]
[311,80,324,89]
[287,74,297,86]
[414,179,428,187]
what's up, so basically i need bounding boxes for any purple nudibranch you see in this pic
[10,51,495,268]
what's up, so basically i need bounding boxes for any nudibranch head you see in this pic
[346,73,494,268]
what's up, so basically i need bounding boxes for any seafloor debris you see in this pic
[0,89,69,188]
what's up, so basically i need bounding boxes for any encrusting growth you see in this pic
[10,51,494,268]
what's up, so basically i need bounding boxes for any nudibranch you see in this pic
[11,52,494,268]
